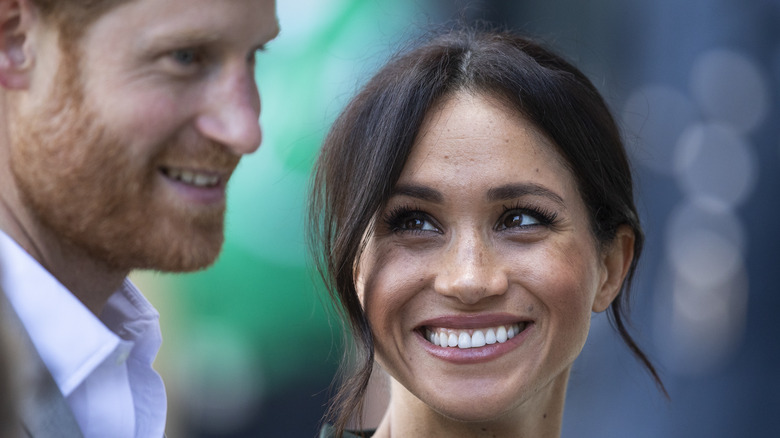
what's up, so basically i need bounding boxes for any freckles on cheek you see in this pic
[362,250,426,325]
[532,245,595,316]
[546,273,592,322]
[534,262,594,357]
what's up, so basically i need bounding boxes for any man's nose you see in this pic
[433,230,508,305]
[196,62,263,155]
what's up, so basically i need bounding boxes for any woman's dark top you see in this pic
[319,424,376,438]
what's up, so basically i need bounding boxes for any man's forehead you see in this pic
[87,0,279,47]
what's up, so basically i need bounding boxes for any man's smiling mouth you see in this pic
[423,323,529,349]
[161,167,221,188]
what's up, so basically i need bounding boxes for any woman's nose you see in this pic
[433,231,508,305]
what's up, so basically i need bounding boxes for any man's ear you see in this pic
[592,225,636,313]
[0,0,36,89]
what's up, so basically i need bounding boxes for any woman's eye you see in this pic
[401,217,436,231]
[384,209,439,234]
[500,211,541,229]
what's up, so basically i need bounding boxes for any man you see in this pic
[0,0,279,436]
[0,288,21,438]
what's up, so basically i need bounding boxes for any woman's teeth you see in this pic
[424,323,526,349]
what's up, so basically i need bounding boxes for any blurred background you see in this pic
[132,0,780,436]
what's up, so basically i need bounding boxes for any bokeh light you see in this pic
[689,49,770,133]
[673,122,757,210]
[665,201,746,288]
[655,258,749,376]
[622,85,699,175]
[658,199,750,375]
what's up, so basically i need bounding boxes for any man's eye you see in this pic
[170,49,200,66]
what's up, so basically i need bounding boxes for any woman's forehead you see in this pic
[400,92,575,192]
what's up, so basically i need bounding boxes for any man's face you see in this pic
[7,0,279,271]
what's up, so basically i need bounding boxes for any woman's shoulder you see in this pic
[319,423,376,438]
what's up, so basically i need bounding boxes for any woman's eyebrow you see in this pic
[487,183,565,206]
[391,184,443,203]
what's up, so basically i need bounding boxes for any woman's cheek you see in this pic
[362,245,425,322]
[521,244,597,330]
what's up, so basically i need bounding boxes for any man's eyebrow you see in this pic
[139,30,220,51]
[486,183,566,206]
[390,184,444,203]
[140,28,279,54]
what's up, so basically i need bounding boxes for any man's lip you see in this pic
[417,313,532,330]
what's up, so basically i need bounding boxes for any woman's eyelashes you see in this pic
[383,206,440,234]
[381,202,560,235]
[496,203,559,231]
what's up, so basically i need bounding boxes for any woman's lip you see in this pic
[416,322,534,365]
[417,313,531,330]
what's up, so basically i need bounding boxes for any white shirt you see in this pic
[0,231,167,438]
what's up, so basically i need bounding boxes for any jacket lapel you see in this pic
[1,289,84,438]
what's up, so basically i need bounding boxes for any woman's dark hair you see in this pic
[308,27,666,435]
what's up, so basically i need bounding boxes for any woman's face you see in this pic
[356,92,631,423]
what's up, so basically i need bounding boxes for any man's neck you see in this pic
[0,192,128,316]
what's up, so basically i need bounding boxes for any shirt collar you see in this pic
[0,230,159,396]
[101,279,162,364]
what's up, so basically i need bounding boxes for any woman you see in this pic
[309,28,665,438]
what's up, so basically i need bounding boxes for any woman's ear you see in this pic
[354,225,376,308]
[592,225,636,313]
[0,0,36,89]
[355,264,366,306]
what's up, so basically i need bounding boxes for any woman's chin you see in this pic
[429,397,517,424]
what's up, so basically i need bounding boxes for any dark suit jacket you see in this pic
[0,288,84,438]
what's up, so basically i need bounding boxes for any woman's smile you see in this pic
[417,319,535,365]
[410,312,535,364]
[423,323,526,349]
